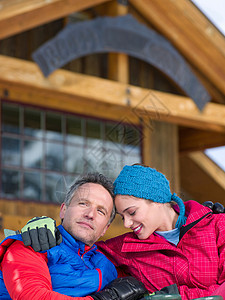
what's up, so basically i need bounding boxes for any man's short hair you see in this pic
[64,173,116,224]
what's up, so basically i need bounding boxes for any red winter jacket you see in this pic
[97,200,225,300]
[1,240,93,300]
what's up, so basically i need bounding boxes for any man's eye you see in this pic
[79,202,87,206]
[98,209,105,216]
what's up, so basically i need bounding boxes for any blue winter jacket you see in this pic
[0,225,117,299]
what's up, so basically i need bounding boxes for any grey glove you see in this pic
[21,216,62,251]
[91,277,148,300]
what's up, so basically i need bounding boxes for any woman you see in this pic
[96,164,225,300]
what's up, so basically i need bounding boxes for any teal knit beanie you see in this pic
[114,165,186,229]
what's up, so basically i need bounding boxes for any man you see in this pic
[0,173,147,300]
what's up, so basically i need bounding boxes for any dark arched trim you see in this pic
[32,14,210,110]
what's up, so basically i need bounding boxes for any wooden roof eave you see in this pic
[1,0,225,103]
[1,55,225,134]
[0,0,112,40]
[180,152,225,205]
[130,0,225,100]
[179,128,225,153]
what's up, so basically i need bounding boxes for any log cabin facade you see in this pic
[0,0,225,240]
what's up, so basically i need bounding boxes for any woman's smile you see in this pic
[132,224,143,235]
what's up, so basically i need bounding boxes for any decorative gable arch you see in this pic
[33,14,210,110]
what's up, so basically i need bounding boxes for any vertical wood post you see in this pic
[143,120,180,194]
[107,1,129,84]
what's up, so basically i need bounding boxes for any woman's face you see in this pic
[115,195,165,239]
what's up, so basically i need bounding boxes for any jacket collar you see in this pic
[58,225,97,255]
[120,200,212,252]
[181,200,212,225]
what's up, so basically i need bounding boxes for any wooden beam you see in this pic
[108,53,129,83]
[1,55,225,132]
[147,121,180,193]
[142,124,152,167]
[96,1,130,84]
[189,152,225,190]
[180,152,225,205]
[179,128,225,153]
[190,66,225,104]
[130,0,225,98]
[0,0,112,40]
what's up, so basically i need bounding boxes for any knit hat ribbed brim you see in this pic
[114,165,186,229]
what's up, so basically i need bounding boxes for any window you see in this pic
[0,102,142,203]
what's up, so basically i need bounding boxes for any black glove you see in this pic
[21,216,62,252]
[203,201,225,213]
[91,277,148,300]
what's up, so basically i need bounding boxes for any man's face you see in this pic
[60,183,113,246]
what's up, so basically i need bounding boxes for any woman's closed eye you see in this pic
[120,211,136,221]
[129,210,136,216]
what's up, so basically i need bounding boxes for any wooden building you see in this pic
[0,0,225,240]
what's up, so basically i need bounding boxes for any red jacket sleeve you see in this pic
[1,241,93,300]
